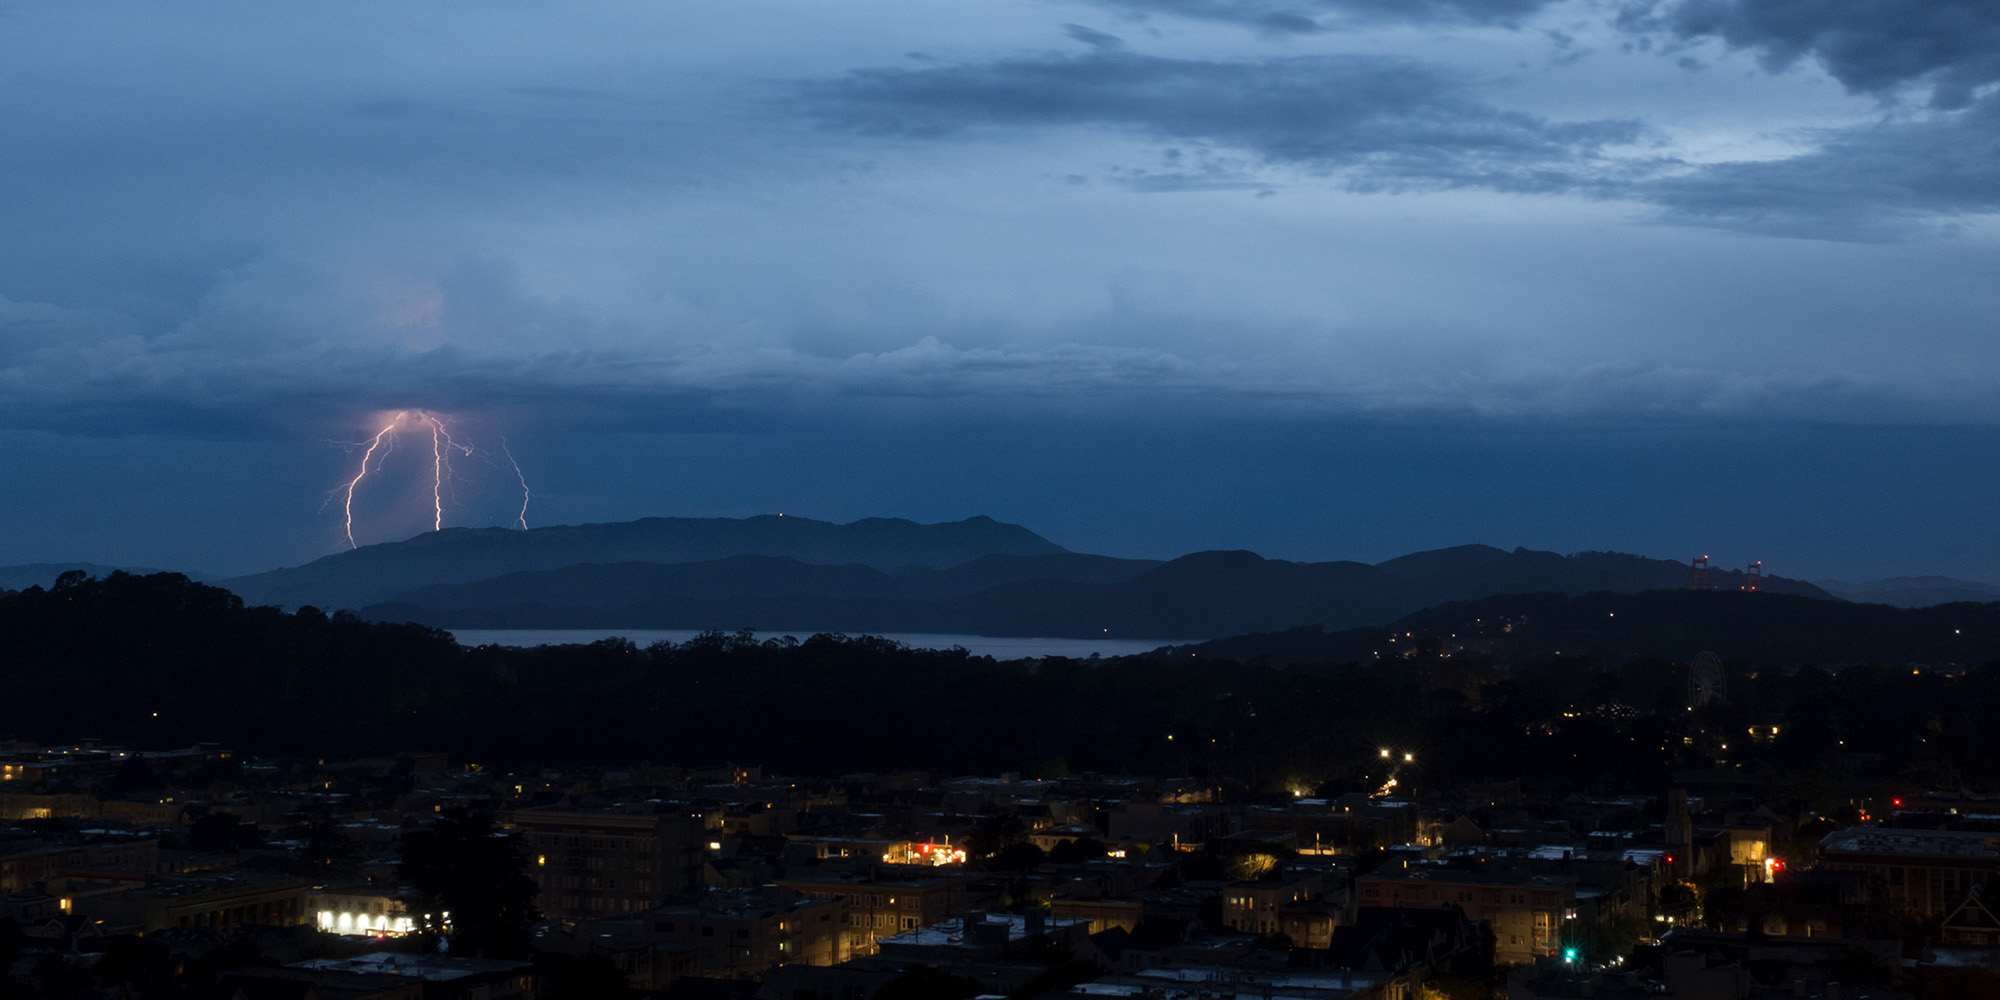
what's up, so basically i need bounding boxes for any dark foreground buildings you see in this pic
[2,736,1994,1000]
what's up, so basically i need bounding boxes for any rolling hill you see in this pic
[0,513,1836,641]
[353,537,1835,640]
[1816,575,2000,608]
[219,514,1067,609]
[1175,588,2000,668]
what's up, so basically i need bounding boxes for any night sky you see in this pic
[4,0,2000,581]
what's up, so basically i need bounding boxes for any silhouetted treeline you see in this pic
[4,572,1999,797]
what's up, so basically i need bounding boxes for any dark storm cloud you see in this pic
[1627,0,2000,107]
[807,49,1646,192]
[1621,0,2000,235]
[803,26,2000,237]
[8,289,1993,436]
[1061,23,1127,49]
[1652,95,2000,237]
[1087,0,1560,34]
[5,0,2000,451]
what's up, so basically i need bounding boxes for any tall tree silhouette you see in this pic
[399,808,541,958]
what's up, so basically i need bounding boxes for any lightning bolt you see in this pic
[430,419,446,531]
[500,435,531,530]
[418,413,472,532]
[333,409,532,549]
[343,417,401,549]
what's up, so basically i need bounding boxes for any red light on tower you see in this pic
[1690,556,1712,591]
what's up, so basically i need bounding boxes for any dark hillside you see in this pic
[362,545,1833,640]
[7,571,2000,794]
[1376,545,1827,601]
[1178,589,2000,669]
[383,551,1162,611]
[221,514,1068,609]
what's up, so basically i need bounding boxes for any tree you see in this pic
[1923,966,2000,1000]
[1420,975,1497,1000]
[1048,837,1108,864]
[1227,849,1282,881]
[94,935,173,997]
[25,953,99,1000]
[990,842,1048,871]
[399,808,541,958]
[1012,959,1099,998]
[177,938,264,986]
[547,956,632,1000]
[301,813,361,871]
[876,965,984,1000]
[1826,946,1891,990]
[1575,914,1646,967]
[104,756,163,797]
[966,814,1026,860]
[187,811,262,853]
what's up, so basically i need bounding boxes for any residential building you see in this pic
[1818,827,2000,919]
[512,802,704,921]
[1355,867,1575,965]
[55,871,309,934]
[775,869,975,954]
[645,888,850,977]
[1219,873,1322,937]
[0,835,157,893]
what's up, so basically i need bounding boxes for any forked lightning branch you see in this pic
[332,409,532,549]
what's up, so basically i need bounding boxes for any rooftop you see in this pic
[290,952,530,981]
[1820,827,2000,860]
[1359,866,1574,888]
[880,912,1089,949]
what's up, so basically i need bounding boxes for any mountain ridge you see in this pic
[12,514,1867,641]
[1176,588,2000,668]
[1815,575,2000,608]
[219,514,1068,609]
[355,539,1834,640]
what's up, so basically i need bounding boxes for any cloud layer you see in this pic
[5,1,2000,576]
[1086,0,1562,33]
[803,12,2000,236]
[1650,96,2000,236]
[0,0,1998,446]
[1630,0,2000,106]
[808,46,1646,193]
